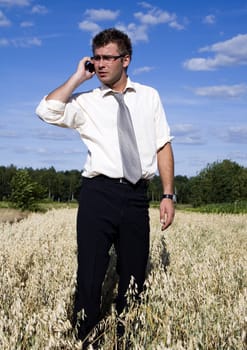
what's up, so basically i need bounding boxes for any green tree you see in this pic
[148,175,162,202]
[188,160,247,206]
[64,169,82,201]
[0,164,17,201]
[10,169,45,211]
[28,166,56,200]
[174,175,190,203]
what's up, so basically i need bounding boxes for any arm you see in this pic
[157,142,175,231]
[46,57,95,102]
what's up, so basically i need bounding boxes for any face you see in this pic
[92,42,130,91]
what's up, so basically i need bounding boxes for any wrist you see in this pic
[70,72,85,88]
[161,193,176,202]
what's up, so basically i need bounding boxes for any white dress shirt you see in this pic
[36,77,173,179]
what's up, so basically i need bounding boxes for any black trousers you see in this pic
[73,175,150,339]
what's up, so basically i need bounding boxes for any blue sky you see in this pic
[1,0,247,177]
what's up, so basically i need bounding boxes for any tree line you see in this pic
[143,159,246,205]
[0,159,246,210]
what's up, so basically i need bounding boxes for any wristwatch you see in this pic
[161,194,176,202]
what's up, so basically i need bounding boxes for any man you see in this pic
[36,28,175,343]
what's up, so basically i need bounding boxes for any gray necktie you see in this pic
[114,93,142,184]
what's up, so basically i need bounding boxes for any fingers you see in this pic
[160,200,175,231]
[77,57,95,76]
[160,214,173,231]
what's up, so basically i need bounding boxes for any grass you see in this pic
[185,201,247,214]
[0,208,29,224]
[0,208,246,349]
[0,201,78,224]
[38,200,78,210]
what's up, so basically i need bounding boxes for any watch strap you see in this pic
[161,194,174,200]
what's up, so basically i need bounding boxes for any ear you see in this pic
[122,55,130,68]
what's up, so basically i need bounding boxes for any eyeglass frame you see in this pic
[91,54,126,63]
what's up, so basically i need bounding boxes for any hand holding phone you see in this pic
[85,61,95,73]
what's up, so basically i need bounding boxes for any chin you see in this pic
[100,77,113,86]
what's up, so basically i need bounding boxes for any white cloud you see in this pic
[138,2,153,10]
[78,9,119,36]
[130,4,185,41]
[134,9,175,25]
[20,20,33,27]
[84,8,120,21]
[172,124,205,145]
[0,36,41,47]
[174,135,205,145]
[222,126,247,144]
[63,148,83,155]
[0,37,9,46]
[16,145,83,156]
[183,34,247,71]
[129,24,149,42]
[0,10,11,26]
[169,20,184,30]
[184,57,215,71]
[172,124,199,136]
[134,6,184,30]
[117,23,149,43]
[228,151,247,161]
[33,129,75,141]
[200,33,247,55]
[132,66,154,75]
[79,4,184,42]
[31,5,48,15]
[15,36,42,47]
[203,14,216,24]
[0,0,30,6]
[78,20,101,35]
[162,96,200,106]
[193,84,247,98]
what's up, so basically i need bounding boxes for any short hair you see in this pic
[92,28,132,59]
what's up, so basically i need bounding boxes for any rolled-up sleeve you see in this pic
[154,91,173,151]
[35,96,85,129]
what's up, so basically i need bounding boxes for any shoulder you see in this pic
[71,86,102,101]
[129,81,161,104]
[130,80,159,95]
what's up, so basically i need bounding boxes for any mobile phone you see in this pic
[85,61,95,73]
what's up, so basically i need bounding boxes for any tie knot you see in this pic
[113,92,124,104]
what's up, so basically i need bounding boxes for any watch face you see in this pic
[161,194,176,202]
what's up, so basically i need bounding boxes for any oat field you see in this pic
[0,208,246,350]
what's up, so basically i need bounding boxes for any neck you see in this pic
[108,75,128,93]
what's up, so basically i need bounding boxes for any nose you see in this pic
[98,59,106,67]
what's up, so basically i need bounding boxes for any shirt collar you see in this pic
[100,77,136,97]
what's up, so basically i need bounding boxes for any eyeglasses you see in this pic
[91,54,125,62]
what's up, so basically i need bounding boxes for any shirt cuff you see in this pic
[157,136,174,151]
[44,97,66,112]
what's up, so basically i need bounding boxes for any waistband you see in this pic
[83,175,149,186]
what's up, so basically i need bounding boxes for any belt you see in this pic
[84,175,149,186]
